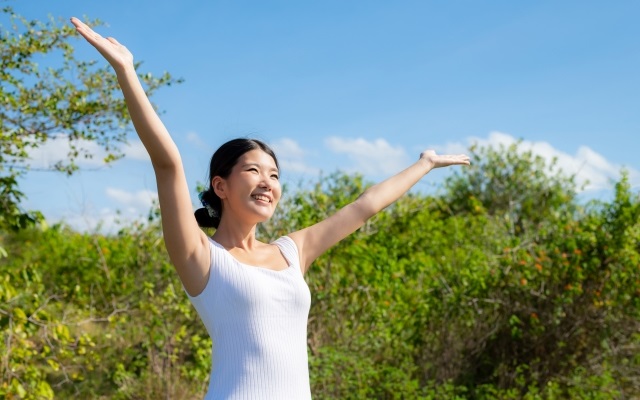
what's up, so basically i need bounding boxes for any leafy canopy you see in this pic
[0,6,181,230]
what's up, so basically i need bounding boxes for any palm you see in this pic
[420,150,470,169]
[70,17,133,69]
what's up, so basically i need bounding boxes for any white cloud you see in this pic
[280,159,320,175]
[270,138,319,175]
[27,136,105,168]
[432,141,469,156]
[186,131,211,150]
[456,131,640,192]
[106,187,158,212]
[271,138,305,159]
[123,140,150,161]
[325,136,410,175]
[59,207,127,233]
[55,188,158,233]
[26,135,150,169]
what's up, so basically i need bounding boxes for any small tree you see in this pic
[442,141,578,235]
[0,6,181,230]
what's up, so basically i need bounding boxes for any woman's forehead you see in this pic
[238,149,278,169]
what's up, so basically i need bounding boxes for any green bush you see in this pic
[1,143,638,398]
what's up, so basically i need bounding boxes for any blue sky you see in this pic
[9,1,640,231]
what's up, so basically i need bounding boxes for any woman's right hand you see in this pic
[70,17,133,72]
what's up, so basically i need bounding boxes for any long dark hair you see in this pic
[195,138,279,228]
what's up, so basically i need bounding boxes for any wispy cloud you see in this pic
[106,187,158,212]
[186,131,211,149]
[272,138,305,159]
[270,138,319,175]
[325,136,411,175]
[432,141,471,156]
[450,131,640,191]
[123,140,150,161]
[56,187,158,233]
[26,135,150,169]
[60,207,128,233]
[27,136,104,168]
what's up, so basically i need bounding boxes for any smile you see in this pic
[252,194,272,203]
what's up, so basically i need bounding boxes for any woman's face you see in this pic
[215,149,281,224]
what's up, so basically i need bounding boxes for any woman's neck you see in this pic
[211,220,260,250]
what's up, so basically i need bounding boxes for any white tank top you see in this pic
[186,236,312,399]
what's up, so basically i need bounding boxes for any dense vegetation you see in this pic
[1,144,639,399]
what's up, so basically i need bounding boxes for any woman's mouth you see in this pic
[251,194,272,203]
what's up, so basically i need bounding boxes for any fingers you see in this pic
[70,17,103,45]
[421,150,470,164]
[69,16,82,27]
[71,18,123,51]
[446,154,471,165]
[423,153,470,168]
[70,17,133,69]
[70,17,91,34]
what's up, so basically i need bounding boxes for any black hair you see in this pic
[194,138,279,229]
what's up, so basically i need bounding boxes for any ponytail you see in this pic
[195,189,221,228]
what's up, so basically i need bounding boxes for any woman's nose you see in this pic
[259,175,272,189]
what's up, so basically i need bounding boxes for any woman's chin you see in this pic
[251,209,275,223]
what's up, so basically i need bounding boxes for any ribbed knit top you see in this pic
[186,236,312,400]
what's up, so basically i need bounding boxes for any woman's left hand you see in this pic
[420,149,470,169]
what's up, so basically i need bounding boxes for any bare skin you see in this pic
[70,17,470,296]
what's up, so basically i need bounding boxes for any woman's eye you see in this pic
[271,174,279,180]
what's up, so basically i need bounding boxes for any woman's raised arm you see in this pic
[71,18,210,295]
[288,150,470,273]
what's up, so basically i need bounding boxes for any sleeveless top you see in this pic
[186,236,312,400]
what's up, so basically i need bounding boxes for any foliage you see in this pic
[1,143,639,398]
[0,220,209,398]
[0,6,181,231]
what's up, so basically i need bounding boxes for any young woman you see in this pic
[71,17,470,399]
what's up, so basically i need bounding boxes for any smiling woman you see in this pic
[70,16,469,400]
[195,138,281,230]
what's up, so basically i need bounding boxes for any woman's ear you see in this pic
[212,176,227,199]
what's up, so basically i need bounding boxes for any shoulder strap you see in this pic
[273,236,302,272]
